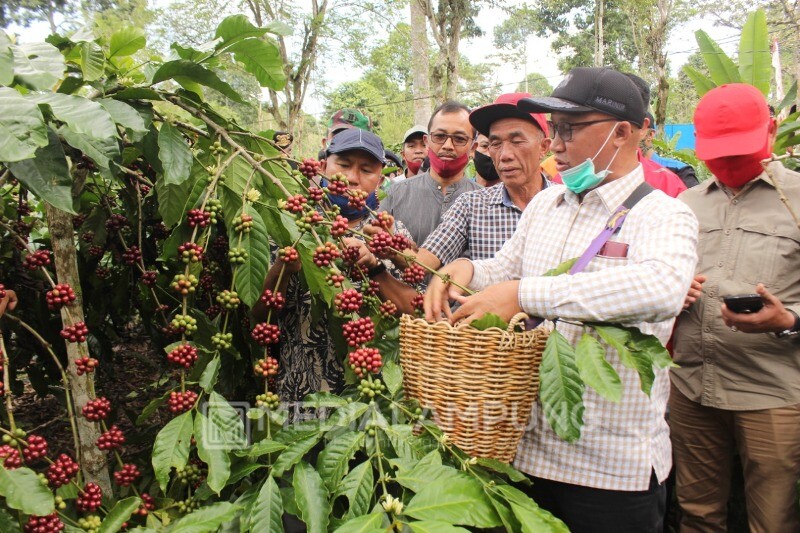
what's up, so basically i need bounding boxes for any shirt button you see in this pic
[725,229,731,235]
[732,199,738,205]
[708,290,715,297]
[717,261,724,267]
[704,327,711,333]
[705,358,713,364]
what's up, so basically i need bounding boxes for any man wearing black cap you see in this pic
[424,67,699,532]
[253,128,415,408]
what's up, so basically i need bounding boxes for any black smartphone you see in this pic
[722,294,764,314]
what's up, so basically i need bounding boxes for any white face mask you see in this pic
[560,122,621,194]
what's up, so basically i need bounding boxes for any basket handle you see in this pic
[507,313,529,332]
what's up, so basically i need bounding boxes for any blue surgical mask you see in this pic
[320,179,379,220]
[560,122,621,194]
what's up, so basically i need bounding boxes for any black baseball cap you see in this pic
[518,67,646,127]
[326,128,386,165]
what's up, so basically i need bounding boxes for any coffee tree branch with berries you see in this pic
[0,18,568,533]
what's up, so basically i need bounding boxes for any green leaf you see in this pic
[336,461,374,519]
[492,485,569,533]
[109,27,146,58]
[208,391,247,450]
[407,521,470,533]
[151,60,245,103]
[0,31,13,86]
[98,497,142,533]
[696,30,740,86]
[542,257,578,277]
[475,458,531,484]
[155,162,208,227]
[11,42,65,90]
[539,330,584,442]
[151,410,193,491]
[0,86,48,162]
[323,401,369,431]
[381,361,402,396]
[265,21,293,36]
[334,512,386,533]
[29,92,117,140]
[99,99,149,138]
[575,333,622,403]
[301,392,349,409]
[158,122,192,186]
[469,313,508,331]
[170,502,239,533]
[233,439,285,458]
[272,433,322,477]
[59,125,119,171]
[317,430,364,492]
[0,466,55,515]
[292,461,331,533]
[249,476,282,532]
[7,129,75,214]
[778,81,797,113]
[194,412,232,494]
[627,327,675,370]
[383,424,425,461]
[592,324,655,396]
[739,8,771,95]
[682,65,716,97]
[231,204,270,307]
[226,38,286,90]
[404,474,501,528]
[215,15,269,45]
[0,506,21,533]
[79,41,104,81]
[394,450,459,493]
[199,355,220,392]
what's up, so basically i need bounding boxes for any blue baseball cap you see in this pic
[326,128,386,165]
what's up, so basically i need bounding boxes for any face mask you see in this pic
[473,151,500,183]
[405,159,423,175]
[320,179,380,221]
[704,143,770,189]
[428,150,470,179]
[560,122,621,194]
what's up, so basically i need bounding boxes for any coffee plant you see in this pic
[0,17,571,533]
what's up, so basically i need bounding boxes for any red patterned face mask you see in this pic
[405,158,423,175]
[428,150,469,179]
[704,143,770,189]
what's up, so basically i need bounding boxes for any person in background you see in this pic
[321,108,373,148]
[383,150,404,180]
[670,83,800,533]
[640,113,699,188]
[472,133,501,187]
[400,125,428,179]
[380,101,480,246]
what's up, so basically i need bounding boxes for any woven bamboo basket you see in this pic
[399,313,549,463]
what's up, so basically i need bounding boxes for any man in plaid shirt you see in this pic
[415,92,551,268]
[424,67,698,532]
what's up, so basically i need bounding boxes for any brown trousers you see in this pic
[669,383,800,533]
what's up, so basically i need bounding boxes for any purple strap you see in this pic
[568,205,630,275]
[521,206,629,331]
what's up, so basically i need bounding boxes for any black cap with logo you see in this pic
[517,67,646,127]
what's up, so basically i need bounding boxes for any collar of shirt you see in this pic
[490,174,552,210]
[557,164,646,213]
[699,162,786,197]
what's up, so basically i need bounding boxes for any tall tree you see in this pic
[515,73,554,96]
[0,0,74,33]
[410,0,432,125]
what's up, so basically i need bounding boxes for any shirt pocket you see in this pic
[585,254,630,274]
[733,222,794,287]
[695,224,723,275]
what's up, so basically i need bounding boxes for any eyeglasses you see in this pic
[547,118,618,142]
[428,132,473,147]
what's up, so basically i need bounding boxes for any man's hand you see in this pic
[721,283,796,334]
[451,280,522,325]
[684,274,707,310]
[0,290,17,318]
[423,259,474,322]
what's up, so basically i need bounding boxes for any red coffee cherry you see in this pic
[368,232,394,258]
[325,272,346,288]
[348,347,383,378]
[0,445,22,469]
[282,194,308,214]
[307,186,324,203]
[122,245,141,265]
[380,301,399,319]
[253,357,279,378]
[402,264,427,284]
[335,289,363,314]
[299,158,321,179]
[22,434,48,463]
[76,483,103,513]
[187,208,212,228]
[82,397,111,421]
[105,214,128,232]
[141,270,158,287]
[113,463,140,487]
[342,317,375,347]
[373,212,394,231]
[46,284,76,310]
[411,293,425,314]
[279,246,299,263]
[60,322,89,343]
[330,215,349,237]
[348,189,368,209]
[134,493,156,516]
[177,242,204,264]
[24,513,64,533]
[342,245,361,266]
[259,289,285,311]
[23,249,51,270]
[47,454,80,487]
[75,357,99,376]
[168,390,198,414]
[96,425,125,451]
[312,242,340,267]
[167,344,198,368]
[0,284,6,300]
[325,173,349,196]
[251,323,280,346]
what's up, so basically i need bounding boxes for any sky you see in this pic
[8,1,740,120]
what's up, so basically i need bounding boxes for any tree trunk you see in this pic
[410,0,432,125]
[595,0,605,66]
[44,203,111,494]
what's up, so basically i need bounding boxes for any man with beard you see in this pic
[380,101,481,246]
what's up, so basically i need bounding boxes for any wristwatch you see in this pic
[367,262,387,278]
[776,311,800,338]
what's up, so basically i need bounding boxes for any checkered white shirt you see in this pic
[469,165,699,491]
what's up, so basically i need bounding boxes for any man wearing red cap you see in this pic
[671,83,800,532]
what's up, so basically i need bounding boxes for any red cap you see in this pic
[694,83,770,160]
[469,92,549,138]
